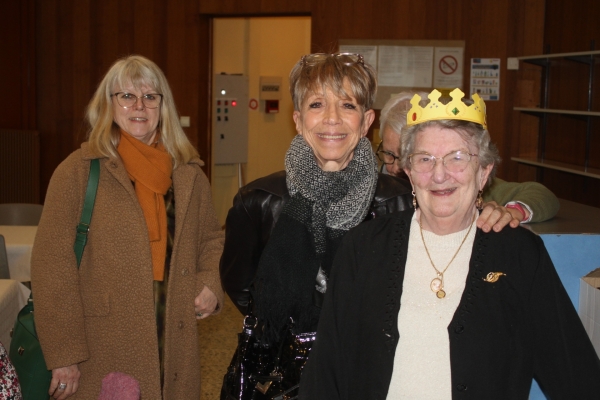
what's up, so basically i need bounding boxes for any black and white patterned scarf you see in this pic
[252,135,377,342]
[285,134,378,254]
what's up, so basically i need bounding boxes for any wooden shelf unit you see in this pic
[511,157,600,179]
[516,50,600,61]
[513,107,600,117]
[511,50,599,179]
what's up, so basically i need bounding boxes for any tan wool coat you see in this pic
[31,143,224,399]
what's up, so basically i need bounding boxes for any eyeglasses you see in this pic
[408,150,478,173]
[376,142,401,165]
[300,53,365,67]
[111,92,163,109]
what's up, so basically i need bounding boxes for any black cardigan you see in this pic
[299,209,600,400]
[219,171,413,315]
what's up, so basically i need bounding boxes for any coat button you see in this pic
[454,325,464,334]
[457,384,467,391]
[181,268,189,276]
[110,161,117,168]
[178,321,184,329]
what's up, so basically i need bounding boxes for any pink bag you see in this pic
[97,372,140,400]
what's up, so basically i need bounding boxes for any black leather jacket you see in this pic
[219,170,413,315]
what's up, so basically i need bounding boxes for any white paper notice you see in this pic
[377,46,433,87]
[470,58,501,101]
[338,45,378,70]
[433,47,463,88]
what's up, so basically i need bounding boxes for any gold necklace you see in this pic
[419,213,475,299]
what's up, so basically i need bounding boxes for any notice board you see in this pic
[339,39,465,109]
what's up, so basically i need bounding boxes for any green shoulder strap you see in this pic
[73,158,100,268]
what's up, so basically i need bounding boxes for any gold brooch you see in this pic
[483,272,506,283]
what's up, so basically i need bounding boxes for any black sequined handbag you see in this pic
[220,314,316,400]
[220,312,275,400]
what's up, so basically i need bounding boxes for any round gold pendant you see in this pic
[436,289,446,299]
[430,278,443,292]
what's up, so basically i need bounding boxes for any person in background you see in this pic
[299,89,600,399]
[31,55,224,399]
[0,341,22,399]
[220,55,518,398]
[377,91,560,228]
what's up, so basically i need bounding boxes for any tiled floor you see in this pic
[198,296,243,399]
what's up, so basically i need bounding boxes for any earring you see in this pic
[412,190,418,209]
[475,190,484,210]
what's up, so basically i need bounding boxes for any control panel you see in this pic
[213,74,249,165]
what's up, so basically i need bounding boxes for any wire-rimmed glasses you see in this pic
[111,92,163,109]
[300,53,365,67]
[376,142,401,165]
[408,150,478,173]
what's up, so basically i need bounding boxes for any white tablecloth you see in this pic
[0,225,37,282]
[0,279,30,349]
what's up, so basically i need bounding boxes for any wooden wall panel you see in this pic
[165,0,203,156]
[32,0,206,200]
[544,0,600,53]
[36,1,62,203]
[3,0,562,202]
[0,130,40,203]
[198,1,310,15]
[506,0,546,185]
[72,1,92,146]
[0,0,35,130]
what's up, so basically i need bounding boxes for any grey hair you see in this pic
[379,91,428,141]
[399,119,500,184]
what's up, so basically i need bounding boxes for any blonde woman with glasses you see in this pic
[31,55,223,399]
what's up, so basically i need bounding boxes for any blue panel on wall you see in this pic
[529,234,600,400]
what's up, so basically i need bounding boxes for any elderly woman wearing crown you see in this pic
[299,88,600,399]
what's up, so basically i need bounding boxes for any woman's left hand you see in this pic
[194,285,218,319]
[476,201,522,232]
[49,364,80,399]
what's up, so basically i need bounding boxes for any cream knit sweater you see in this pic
[386,212,477,400]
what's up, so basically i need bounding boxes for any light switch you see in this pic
[507,58,519,70]
[180,116,191,127]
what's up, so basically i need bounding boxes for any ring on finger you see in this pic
[58,382,67,390]
[196,312,203,317]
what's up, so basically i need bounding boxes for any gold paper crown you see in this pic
[407,88,487,130]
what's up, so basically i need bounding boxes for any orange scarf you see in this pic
[117,130,173,281]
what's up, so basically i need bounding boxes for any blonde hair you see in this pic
[289,54,377,111]
[86,55,198,167]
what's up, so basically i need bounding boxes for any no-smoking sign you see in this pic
[439,55,458,75]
